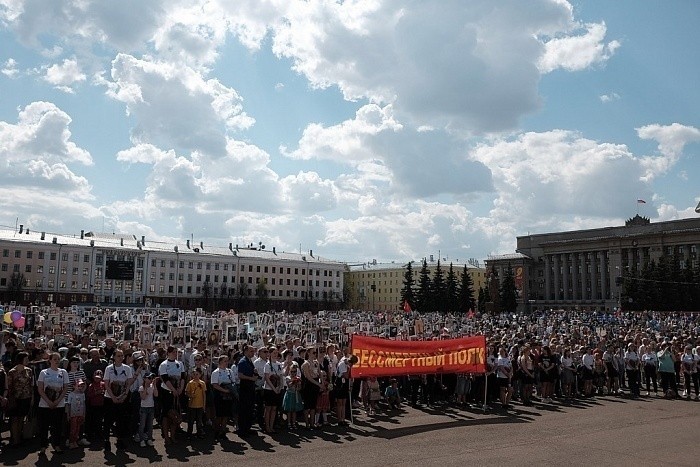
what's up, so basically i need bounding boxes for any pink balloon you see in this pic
[13,316,25,328]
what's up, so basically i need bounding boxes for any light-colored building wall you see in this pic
[345,261,486,312]
[0,227,344,310]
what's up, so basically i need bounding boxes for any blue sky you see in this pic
[1,0,698,264]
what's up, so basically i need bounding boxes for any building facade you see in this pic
[0,226,345,311]
[345,260,487,312]
[486,215,700,313]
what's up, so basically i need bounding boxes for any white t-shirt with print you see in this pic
[104,363,134,400]
[38,367,69,408]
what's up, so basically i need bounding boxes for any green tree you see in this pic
[457,265,476,314]
[416,259,433,313]
[477,286,487,313]
[400,261,416,311]
[499,266,518,313]
[445,263,458,313]
[431,260,446,313]
[7,272,25,304]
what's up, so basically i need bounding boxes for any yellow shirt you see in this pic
[185,379,206,409]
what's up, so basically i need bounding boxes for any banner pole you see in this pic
[483,373,488,412]
[349,333,355,426]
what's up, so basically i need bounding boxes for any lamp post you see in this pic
[371,283,376,311]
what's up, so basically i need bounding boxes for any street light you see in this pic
[371,283,376,311]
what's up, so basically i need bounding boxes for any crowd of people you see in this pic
[0,307,699,459]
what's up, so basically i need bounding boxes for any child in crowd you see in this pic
[366,376,381,416]
[67,380,87,449]
[282,365,303,429]
[86,370,106,441]
[315,370,331,427]
[384,378,401,409]
[138,373,158,447]
[185,368,206,439]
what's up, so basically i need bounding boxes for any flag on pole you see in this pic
[637,199,646,204]
[403,300,412,313]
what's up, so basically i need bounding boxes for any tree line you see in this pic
[400,259,477,314]
[622,255,700,311]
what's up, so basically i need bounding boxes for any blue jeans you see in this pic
[138,406,154,442]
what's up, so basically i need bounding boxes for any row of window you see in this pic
[2,250,91,262]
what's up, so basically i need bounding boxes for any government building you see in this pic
[0,226,345,311]
[485,215,700,313]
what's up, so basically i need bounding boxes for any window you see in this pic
[169,273,175,280]
[248,265,253,272]
[25,265,32,273]
[73,254,79,262]
[257,266,261,273]
[205,275,210,282]
[169,285,174,293]
[159,285,164,293]
[49,266,55,274]
[15,250,21,258]
[161,260,165,268]
[38,251,44,260]
[206,263,211,270]
[189,262,193,269]
[149,284,156,292]
[51,252,57,261]
[0,264,6,272]
[95,254,103,264]
[2,249,7,257]
[137,258,144,268]
[170,260,175,268]
[197,262,202,270]
[26,251,32,259]
[37,265,43,273]
[83,268,88,276]
[160,272,165,280]
[84,254,90,262]
[151,259,157,267]
[295,268,298,275]
[197,274,202,282]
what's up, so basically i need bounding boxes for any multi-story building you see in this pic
[0,225,345,311]
[486,215,700,313]
[345,258,487,312]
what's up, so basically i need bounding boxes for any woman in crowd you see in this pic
[538,346,555,403]
[263,347,283,433]
[6,351,34,447]
[496,346,512,409]
[559,348,575,400]
[37,352,69,456]
[603,345,619,395]
[624,343,641,399]
[680,345,698,400]
[300,347,321,429]
[519,345,535,406]
[641,344,658,396]
[593,351,607,396]
[211,354,235,439]
[657,342,678,398]
[103,349,134,451]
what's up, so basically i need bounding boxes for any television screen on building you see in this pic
[106,260,134,280]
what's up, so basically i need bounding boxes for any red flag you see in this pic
[403,300,412,313]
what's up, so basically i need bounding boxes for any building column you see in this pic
[562,254,570,301]
[600,251,608,302]
[571,253,579,301]
[553,255,560,301]
[544,255,551,301]
[589,252,597,302]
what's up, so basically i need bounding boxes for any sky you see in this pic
[1,0,698,265]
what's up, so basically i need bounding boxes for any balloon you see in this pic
[13,317,25,328]
[3,312,12,324]
[10,310,22,322]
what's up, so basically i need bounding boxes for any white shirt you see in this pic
[641,352,657,366]
[139,384,156,408]
[211,367,234,386]
[263,360,283,391]
[104,363,134,400]
[681,353,696,373]
[624,351,639,371]
[581,353,595,370]
[38,367,69,408]
[158,359,184,391]
[496,356,511,379]
[253,357,266,388]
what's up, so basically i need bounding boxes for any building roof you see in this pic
[486,252,531,261]
[0,228,343,265]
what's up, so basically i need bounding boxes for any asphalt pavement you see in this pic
[2,393,698,466]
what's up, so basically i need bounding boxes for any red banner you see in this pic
[350,335,486,378]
